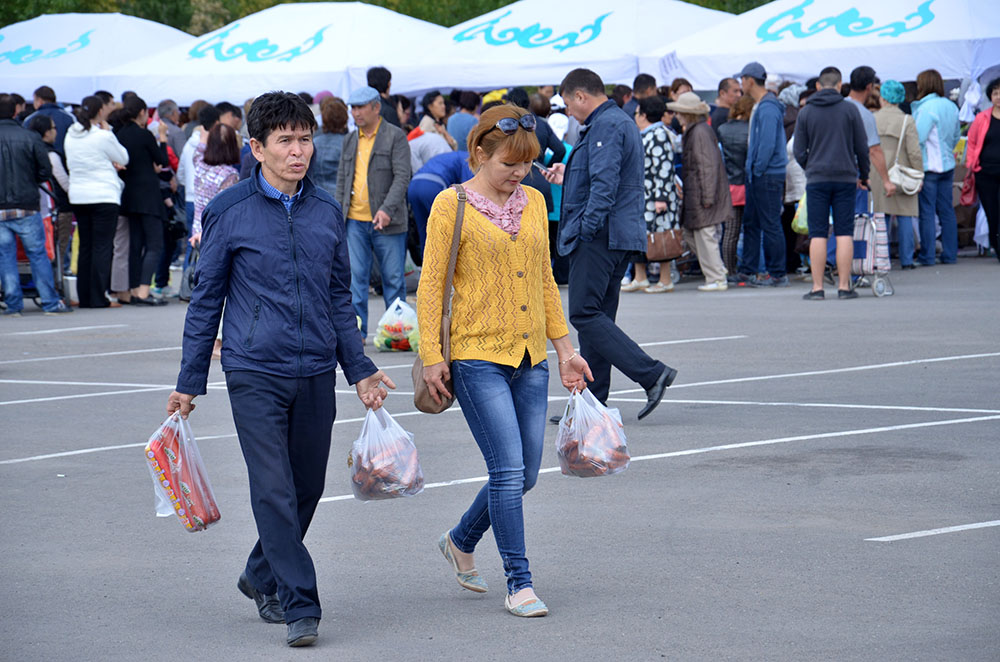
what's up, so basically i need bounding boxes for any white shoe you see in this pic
[643,281,674,293]
[698,281,728,292]
[620,279,650,292]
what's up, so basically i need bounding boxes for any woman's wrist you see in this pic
[558,351,577,366]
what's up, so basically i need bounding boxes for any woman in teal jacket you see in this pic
[912,69,961,265]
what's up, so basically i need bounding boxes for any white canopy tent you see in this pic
[95,3,447,105]
[0,13,194,103]
[388,0,730,94]
[639,0,1000,91]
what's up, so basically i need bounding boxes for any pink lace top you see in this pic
[464,185,527,235]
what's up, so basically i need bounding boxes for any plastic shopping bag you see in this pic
[791,193,808,235]
[555,389,630,478]
[374,297,420,352]
[349,408,425,501]
[145,413,221,532]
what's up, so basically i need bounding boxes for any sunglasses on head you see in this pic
[494,114,537,135]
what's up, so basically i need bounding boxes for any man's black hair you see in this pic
[818,66,842,89]
[632,73,657,94]
[637,95,666,123]
[33,85,56,103]
[296,92,313,105]
[198,104,220,131]
[717,77,738,94]
[987,77,1000,101]
[850,66,877,92]
[458,91,479,112]
[9,93,25,106]
[560,68,605,97]
[367,66,392,95]
[94,90,113,104]
[0,95,17,119]
[26,113,54,137]
[505,87,530,110]
[247,91,317,145]
[215,101,242,119]
[804,76,819,91]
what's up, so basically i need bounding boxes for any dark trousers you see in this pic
[741,174,787,278]
[976,171,1000,260]
[721,205,743,275]
[127,212,163,289]
[548,221,570,284]
[73,203,118,308]
[780,202,802,272]
[567,226,666,403]
[407,179,441,260]
[225,369,337,623]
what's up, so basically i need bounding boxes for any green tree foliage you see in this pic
[2,0,771,35]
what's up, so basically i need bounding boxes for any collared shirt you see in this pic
[348,118,381,221]
[257,169,301,213]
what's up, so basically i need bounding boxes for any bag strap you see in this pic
[892,115,907,168]
[439,184,467,363]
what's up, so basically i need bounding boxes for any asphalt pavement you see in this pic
[1,257,998,661]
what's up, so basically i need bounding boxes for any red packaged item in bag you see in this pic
[349,408,424,501]
[145,413,220,532]
[555,389,630,478]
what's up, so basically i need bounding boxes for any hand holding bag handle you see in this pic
[412,184,466,413]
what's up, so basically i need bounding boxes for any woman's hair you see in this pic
[987,77,1000,100]
[728,93,756,121]
[421,91,443,119]
[75,95,105,131]
[678,112,706,127]
[204,123,241,166]
[121,95,147,122]
[637,95,666,124]
[107,108,129,131]
[320,97,348,134]
[505,87,530,110]
[186,100,209,126]
[466,104,541,170]
[670,77,693,96]
[27,113,55,138]
[916,69,945,100]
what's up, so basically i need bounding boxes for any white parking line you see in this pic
[0,379,170,388]
[608,351,1000,395]
[865,520,1000,542]
[0,346,183,365]
[3,324,129,336]
[604,397,1000,415]
[316,414,1000,504]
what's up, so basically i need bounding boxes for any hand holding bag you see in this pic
[887,115,925,196]
[412,185,466,414]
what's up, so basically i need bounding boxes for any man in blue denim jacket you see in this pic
[166,92,394,648]
[546,69,677,420]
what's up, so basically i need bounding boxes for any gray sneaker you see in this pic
[766,275,790,287]
[1,308,23,317]
[44,301,74,315]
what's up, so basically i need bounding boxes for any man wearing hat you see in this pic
[335,86,411,342]
[736,61,788,287]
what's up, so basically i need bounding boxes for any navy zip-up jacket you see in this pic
[746,92,787,180]
[557,99,646,256]
[176,165,376,395]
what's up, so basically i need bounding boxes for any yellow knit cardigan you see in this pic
[417,186,569,368]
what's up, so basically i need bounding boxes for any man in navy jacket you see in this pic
[737,62,789,287]
[546,69,677,420]
[167,92,394,648]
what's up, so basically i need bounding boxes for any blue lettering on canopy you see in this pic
[0,30,93,65]
[757,0,935,42]
[189,23,329,62]
[453,10,611,52]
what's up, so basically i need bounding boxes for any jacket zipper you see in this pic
[245,299,261,348]
[286,207,304,376]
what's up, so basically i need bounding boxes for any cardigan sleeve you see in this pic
[416,188,458,366]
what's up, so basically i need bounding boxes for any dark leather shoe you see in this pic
[287,617,319,647]
[549,415,562,425]
[238,572,285,624]
[637,367,677,420]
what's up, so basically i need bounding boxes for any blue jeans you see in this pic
[917,169,957,264]
[893,215,917,266]
[450,355,549,594]
[741,174,786,278]
[345,219,407,335]
[0,213,61,312]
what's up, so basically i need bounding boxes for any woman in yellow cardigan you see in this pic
[418,104,592,618]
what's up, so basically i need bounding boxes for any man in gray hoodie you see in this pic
[793,66,870,300]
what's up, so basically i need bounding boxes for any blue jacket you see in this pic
[24,103,75,155]
[176,166,376,395]
[911,93,961,173]
[557,100,645,256]
[746,92,787,180]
